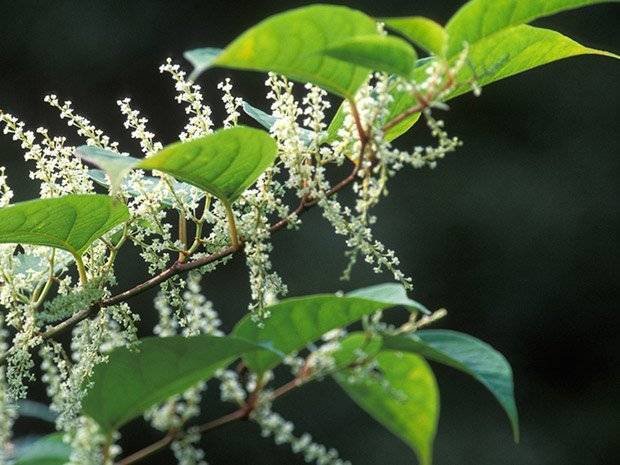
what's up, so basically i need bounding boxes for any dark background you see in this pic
[1,1,618,464]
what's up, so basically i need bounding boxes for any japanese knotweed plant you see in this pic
[0,2,617,465]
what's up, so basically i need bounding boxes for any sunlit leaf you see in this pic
[449,24,618,98]
[384,330,519,440]
[445,0,612,57]
[385,24,616,139]
[382,16,448,56]
[0,195,129,257]
[232,283,428,374]
[82,335,268,433]
[205,5,379,98]
[139,126,277,204]
[335,334,439,465]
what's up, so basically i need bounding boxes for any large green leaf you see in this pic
[382,16,448,56]
[232,283,428,374]
[334,334,439,465]
[207,5,379,98]
[445,0,612,57]
[384,330,519,440]
[323,35,418,78]
[380,2,617,140]
[139,126,277,204]
[385,24,616,138]
[449,24,617,98]
[0,195,129,257]
[82,335,266,433]
[13,434,70,465]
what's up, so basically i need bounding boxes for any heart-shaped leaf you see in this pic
[380,1,617,141]
[0,195,129,257]
[232,283,428,374]
[334,333,439,465]
[138,126,277,204]
[197,5,379,98]
[445,0,611,57]
[448,25,618,98]
[384,330,519,440]
[82,335,269,433]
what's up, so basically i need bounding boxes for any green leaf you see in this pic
[138,126,277,204]
[445,0,612,57]
[380,1,617,140]
[384,330,519,440]
[76,146,139,195]
[82,335,266,433]
[449,24,618,98]
[334,335,439,465]
[323,35,418,78]
[208,5,379,98]
[184,47,223,81]
[242,101,320,145]
[232,283,428,374]
[0,195,129,257]
[13,433,70,465]
[385,24,616,139]
[382,16,448,56]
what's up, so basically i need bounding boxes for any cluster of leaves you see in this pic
[0,1,616,465]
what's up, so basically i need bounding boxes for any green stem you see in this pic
[223,201,240,249]
[178,214,188,262]
[74,254,88,285]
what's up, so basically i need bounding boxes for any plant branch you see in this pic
[0,159,362,365]
[115,429,179,465]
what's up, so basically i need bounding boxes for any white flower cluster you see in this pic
[0,315,17,464]
[160,58,214,140]
[218,78,243,128]
[252,395,351,465]
[0,46,467,463]
[0,111,94,198]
